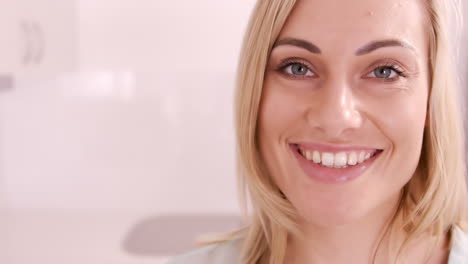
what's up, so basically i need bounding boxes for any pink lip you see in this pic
[294,141,382,153]
[289,144,383,184]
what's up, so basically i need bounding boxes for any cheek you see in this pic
[257,79,306,187]
[362,86,428,196]
[258,80,305,140]
[370,89,427,151]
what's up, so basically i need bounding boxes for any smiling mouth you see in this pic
[292,143,384,169]
[290,143,384,183]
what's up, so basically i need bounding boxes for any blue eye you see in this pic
[283,63,314,77]
[369,66,401,79]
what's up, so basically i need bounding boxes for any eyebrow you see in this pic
[355,39,416,55]
[273,38,322,54]
[272,38,416,56]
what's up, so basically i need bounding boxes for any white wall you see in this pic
[77,0,257,72]
[2,0,257,214]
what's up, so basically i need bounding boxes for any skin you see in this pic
[257,0,448,263]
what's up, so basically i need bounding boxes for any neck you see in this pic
[284,197,450,264]
[285,195,400,264]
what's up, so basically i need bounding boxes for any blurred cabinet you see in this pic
[0,0,77,87]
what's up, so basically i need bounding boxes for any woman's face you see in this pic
[258,0,429,226]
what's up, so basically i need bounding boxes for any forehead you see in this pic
[278,0,429,55]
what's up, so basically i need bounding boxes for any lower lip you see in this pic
[290,144,382,184]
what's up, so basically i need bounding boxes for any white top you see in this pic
[166,226,468,264]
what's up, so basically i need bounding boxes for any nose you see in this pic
[306,80,363,138]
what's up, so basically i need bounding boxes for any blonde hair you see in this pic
[205,0,468,263]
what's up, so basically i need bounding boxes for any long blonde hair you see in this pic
[208,0,467,263]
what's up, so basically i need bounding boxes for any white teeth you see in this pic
[321,152,334,167]
[334,152,347,168]
[365,152,371,160]
[358,151,366,163]
[299,148,379,168]
[348,151,358,165]
[312,150,321,163]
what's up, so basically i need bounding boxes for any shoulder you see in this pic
[166,238,243,264]
[448,225,468,264]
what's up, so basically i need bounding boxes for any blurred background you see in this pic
[0,0,257,263]
[0,1,467,263]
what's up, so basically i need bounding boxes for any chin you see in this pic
[293,190,401,230]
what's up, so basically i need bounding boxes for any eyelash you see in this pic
[275,58,315,79]
[275,58,407,81]
[371,62,406,81]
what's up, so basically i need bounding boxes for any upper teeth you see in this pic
[299,149,376,168]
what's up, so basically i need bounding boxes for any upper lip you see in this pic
[291,142,384,153]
